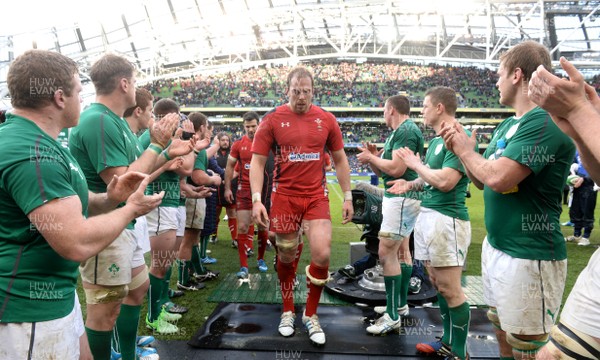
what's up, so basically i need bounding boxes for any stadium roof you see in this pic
[2,0,600,94]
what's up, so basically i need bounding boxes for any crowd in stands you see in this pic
[143,61,501,109]
[144,61,510,173]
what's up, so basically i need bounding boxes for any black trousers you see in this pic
[569,177,597,237]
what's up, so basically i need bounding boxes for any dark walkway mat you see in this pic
[188,302,499,358]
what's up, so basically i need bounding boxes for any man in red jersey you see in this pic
[250,66,354,346]
[225,111,273,278]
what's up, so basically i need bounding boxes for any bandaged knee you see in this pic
[548,322,600,360]
[507,333,549,354]
[128,266,149,291]
[84,285,129,304]
[486,307,501,330]
[305,265,331,286]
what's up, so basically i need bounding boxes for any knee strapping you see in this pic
[276,237,299,252]
[486,307,501,330]
[84,285,128,304]
[507,333,549,354]
[548,322,600,360]
[129,266,149,291]
[305,265,331,286]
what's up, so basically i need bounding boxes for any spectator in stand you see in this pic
[143,62,500,108]
[564,151,597,246]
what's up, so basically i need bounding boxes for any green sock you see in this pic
[178,259,191,285]
[449,301,471,359]
[200,235,209,258]
[115,304,141,360]
[160,266,172,306]
[111,330,120,354]
[147,273,164,322]
[191,244,206,274]
[384,275,402,321]
[85,327,112,360]
[438,294,452,345]
[399,262,412,307]
[500,357,515,360]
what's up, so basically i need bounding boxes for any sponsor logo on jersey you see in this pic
[288,152,320,162]
[281,122,290,127]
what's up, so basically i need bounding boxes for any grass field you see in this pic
[78,176,600,341]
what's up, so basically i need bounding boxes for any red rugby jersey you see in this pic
[230,135,253,191]
[252,105,344,196]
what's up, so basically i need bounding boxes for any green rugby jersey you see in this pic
[482,107,574,261]
[0,114,88,322]
[381,119,424,200]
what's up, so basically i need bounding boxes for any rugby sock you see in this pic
[178,259,191,285]
[499,357,515,360]
[111,331,121,354]
[191,244,206,274]
[115,304,141,360]
[305,262,329,317]
[437,294,452,345]
[200,235,210,258]
[160,266,172,306]
[277,260,296,312]
[293,242,304,274]
[237,233,249,268]
[258,230,269,260]
[399,262,413,307]
[384,275,402,321]
[147,273,164,322]
[85,327,112,360]
[449,301,471,359]
[247,224,255,249]
[229,217,238,240]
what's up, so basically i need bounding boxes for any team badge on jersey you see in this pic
[314,118,323,131]
[108,263,120,276]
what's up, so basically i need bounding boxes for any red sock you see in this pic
[277,260,295,312]
[257,230,268,260]
[247,224,255,250]
[305,261,329,317]
[293,242,304,274]
[237,233,248,268]
[228,217,237,240]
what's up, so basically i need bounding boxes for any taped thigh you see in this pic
[84,285,129,305]
[547,322,600,360]
[506,332,549,355]
[276,235,299,252]
[129,265,149,291]
[486,307,501,330]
